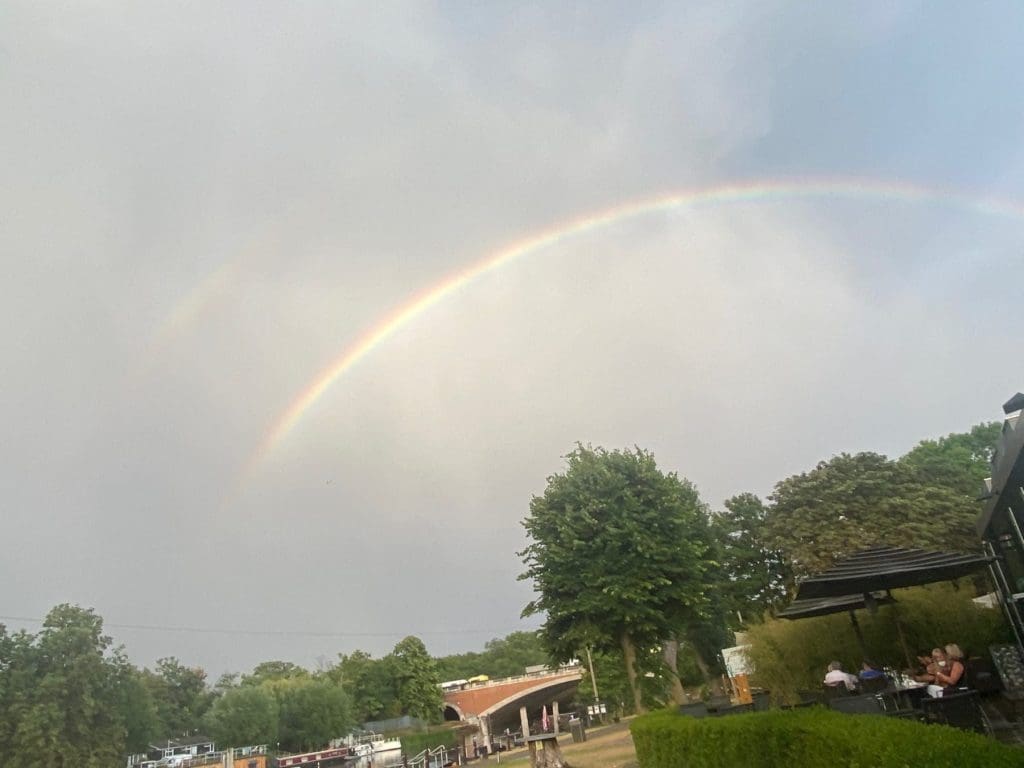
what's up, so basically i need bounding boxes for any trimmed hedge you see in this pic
[630,708,1023,768]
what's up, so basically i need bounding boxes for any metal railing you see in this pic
[407,745,454,768]
[456,665,583,691]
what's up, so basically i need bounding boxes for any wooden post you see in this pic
[552,701,560,735]
[526,735,567,768]
[520,706,530,740]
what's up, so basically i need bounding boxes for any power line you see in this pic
[0,615,536,639]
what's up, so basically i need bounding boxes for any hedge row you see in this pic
[399,727,458,755]
[629,708,1023,768]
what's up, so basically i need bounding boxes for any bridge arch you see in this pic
[476,674,581,721]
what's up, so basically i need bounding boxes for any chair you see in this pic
[859,676,888,693]
[828,694,884,715]
[920,690,987,735]
[965,655,1002,695]
[677,702,708,718]
[821,683,853,701]
[797,689,822,703]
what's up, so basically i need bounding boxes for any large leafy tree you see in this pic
[242,661,310,687]
[116,660,162,754]
[711,493,792,624]
[433,650,484,683]
[480,632,548,678]
[763,452,980,579]
[519,445,710,713]
[275,679,351,751]
[332,650,398,723]
[0,605,127,768]
[204,685,279,749]
[390,636,442,723]
[143,657,213,737]
[899,422,1001,497]
[435,631,548,681]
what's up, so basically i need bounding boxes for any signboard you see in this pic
[721,645,752,678]
[586,703,607,715]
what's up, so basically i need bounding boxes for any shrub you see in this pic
[399,726,458,755]
[630,707,1022,768]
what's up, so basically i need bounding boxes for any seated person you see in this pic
[913,648,945,683]
[927,643,965,698]
[823,661,859,691]
[858,659,885,681]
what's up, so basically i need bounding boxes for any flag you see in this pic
[541,704,549,732]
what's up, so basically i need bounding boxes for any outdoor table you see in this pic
[886,681,928,710]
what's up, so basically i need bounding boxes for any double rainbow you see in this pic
[232,177,1024,482]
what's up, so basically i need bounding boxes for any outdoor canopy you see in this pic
[776,591,895,620]
[793,545,992,602]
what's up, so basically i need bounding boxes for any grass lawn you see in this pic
[493,718,638,768]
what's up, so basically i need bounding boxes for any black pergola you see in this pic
[782,546,993,666]
[778,591,898,661]
[777,592,895,620]
[793,545,993,602]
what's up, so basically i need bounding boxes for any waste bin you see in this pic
[569,718,586,744]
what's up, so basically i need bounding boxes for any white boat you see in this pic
[337,732,403,761]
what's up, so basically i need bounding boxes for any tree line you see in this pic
[519,422,1001,713]
[0,610,550,765]
[0,422,998,762]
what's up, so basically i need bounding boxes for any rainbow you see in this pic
[241,177,1024,481]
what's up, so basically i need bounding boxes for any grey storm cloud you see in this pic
[2,1,1024,675]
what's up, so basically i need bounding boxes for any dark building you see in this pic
[977,391,1024,654]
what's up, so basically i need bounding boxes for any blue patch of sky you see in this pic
[722,3,1024,195]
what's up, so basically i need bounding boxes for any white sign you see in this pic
[721,645,752,678]
[586,703,607,715]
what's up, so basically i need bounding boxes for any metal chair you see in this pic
[920,690,988,735]
[821,683,854,702]
[965,655,1002,695]
[828,694,884,715]
[859,676,888,693]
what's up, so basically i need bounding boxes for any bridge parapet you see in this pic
[443,668,583,719]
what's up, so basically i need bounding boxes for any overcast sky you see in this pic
[3,2,1023,676]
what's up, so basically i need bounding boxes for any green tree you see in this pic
[333,650,398,723]
[900,422,1001,497]
[433,651,484,683]
[434,631,549,681]
[204,685,279,749]
[275,679,351,751]
[712,493,792,624]
[243,661,310,687]
[519,445,710,713]
[390,636,442,723]
[0,605,127,768]
[116,660,162,754]
[763,452,980,579]
[480,632,548,678]
[143,657,213,737]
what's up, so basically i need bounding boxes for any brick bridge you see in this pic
[442,668,583,751]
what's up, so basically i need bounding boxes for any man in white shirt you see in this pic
[823,661,859,691]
